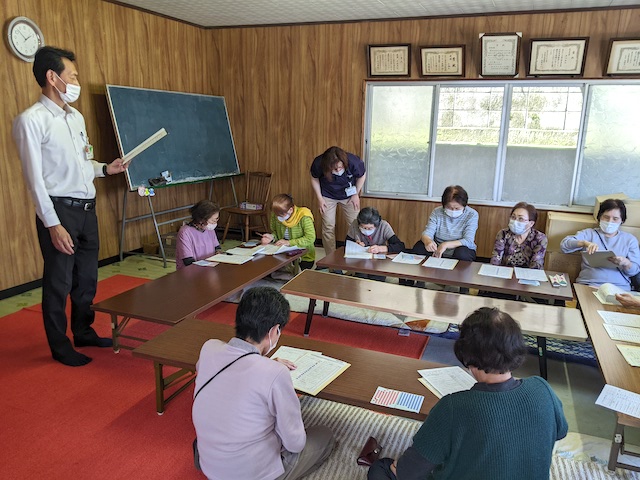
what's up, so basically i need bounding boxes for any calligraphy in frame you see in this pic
[480,33,521,77]
[528,38,589,77]
[419,45,465,77]
[605,38,640,76]
[368,44,411,77]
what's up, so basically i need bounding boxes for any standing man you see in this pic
[13,46,127,366]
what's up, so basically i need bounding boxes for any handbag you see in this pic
[357,436,383,466]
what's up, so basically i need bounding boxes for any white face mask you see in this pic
[445,208,464,219]
[266,326,280,355]
[360,227,375,236]
[277,212,291,222]
[600,220,620,235]
[206,223,217,231]
[333,169,345,176]
[509,219,529,235]
[55,73,81,104]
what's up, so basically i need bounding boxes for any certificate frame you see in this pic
[419,45,465,77]
[528,37,589,77]
[479,32,521,77]
[605,38,640,76]
[367,44,411,77]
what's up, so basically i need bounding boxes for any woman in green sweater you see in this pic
[369,307,568,480]
[261,193,316,270]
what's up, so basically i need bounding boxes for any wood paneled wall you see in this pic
[205,8,640,256]
[1,4,638,290]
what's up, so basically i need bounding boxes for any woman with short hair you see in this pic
[175,200,221,269]
[561,198,640,290]
[368,307,568,480]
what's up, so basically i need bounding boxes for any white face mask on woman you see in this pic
[266,325,281,355]
[55,73,81,104]
[333,169,345,176]
[206,223,217,231]
[445,208,464,219]
[277,213,291,222]
[360,227,375,236]
[600,221,620,235]
[508,219,529,235]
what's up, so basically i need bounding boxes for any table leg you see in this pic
[110,314,120,353]
[322,301,329,317]
[154,362,165,415]
[304,299,316,336]
[537,336,547,380]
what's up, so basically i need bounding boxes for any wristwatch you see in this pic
[102,164,109,176]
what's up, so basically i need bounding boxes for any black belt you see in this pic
[51,196,96,211]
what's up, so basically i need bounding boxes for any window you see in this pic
[363,80,640,208]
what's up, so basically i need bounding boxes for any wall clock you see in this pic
[5,16,45,62]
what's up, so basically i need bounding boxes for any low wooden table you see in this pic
[317,247,574,303]
[92,252,304,352]
[281,270,588,379]
[575,284,640,472]
[132,318,444,418]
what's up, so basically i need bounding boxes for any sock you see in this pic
[52,348,92,367]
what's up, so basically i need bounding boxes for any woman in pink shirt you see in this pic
[176,200,221,269]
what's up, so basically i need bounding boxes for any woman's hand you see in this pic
[275,239,290,247]
[390,460,397,475]
[274,358,297,370]
[425,240,438,253]
[615,293,640,309]
[608,256,632,270]
[348,194,360,211]
[434,242,449,258]
[356,240,365,247]
[318,198,328,214]
[260,233,274,245]
[368,245,388,254]
[581,241,599,254]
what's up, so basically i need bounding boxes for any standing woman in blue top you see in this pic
[414,185,479,261]
[310,146,366,257]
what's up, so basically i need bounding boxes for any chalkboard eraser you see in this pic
[148,177,167,187]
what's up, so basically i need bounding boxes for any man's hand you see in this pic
[106,158,128,175]
[49,224,74,255]
[434,242,450,258]
[348,194,360,211]
[274,358,297,370]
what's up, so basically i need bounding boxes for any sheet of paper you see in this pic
[344,240,372,259]
[258,244,300,255]
[518,279,540,286]
[598,310,640,328]
[122,128,168,165]
[225,246,266,256]
[617,345,640,367]
[603,324,640,345]
[596,384,640,419]
[271,346,321,363]
[206,254,252,265]
[478,264,513,279]
[193,260,219,267]
[582,251,617,269]
[289,352,350,396]
[514,267,548,282]
[423,257,458,270]
[391,252,426,265]
[370,387,424,414]
[417,366,477,398]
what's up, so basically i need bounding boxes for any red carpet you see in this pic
[0,274,428,479]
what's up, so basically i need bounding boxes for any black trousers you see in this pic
[36,202,99,354]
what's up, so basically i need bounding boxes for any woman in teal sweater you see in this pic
[261,193,316,270]
[369,307,568,480]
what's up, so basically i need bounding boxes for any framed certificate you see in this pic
[528,38,589,76]
[480,33,521,77]
[419,45,465,77]
[368,44,411,77]
[605,38,640,76]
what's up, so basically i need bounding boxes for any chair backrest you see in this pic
[244,172,272,208]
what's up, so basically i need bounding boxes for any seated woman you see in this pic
[561,198,640,290]
[491,202,547,269]
[346,206,405,281]
[192,287,335,480]
[261,193,316,271]
[175,200,221,270]
[368,307,568,480]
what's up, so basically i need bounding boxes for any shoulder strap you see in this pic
[194,351,258,400]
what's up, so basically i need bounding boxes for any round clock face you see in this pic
[6,17,45,62]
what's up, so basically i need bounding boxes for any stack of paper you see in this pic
[598,310,640,365]
[423,257,458,270]
[594,283,640,305]
[391,252,426,265]
[271,346,350,396]
[478,264,513,279]
[206,254,253,265]
[596,384,640,419]
[258,244,300,255]
[514,267,548,282]
[344,240,386,260]
[417,366,476,398]
[225,246,266,256]
[370,386,424,414]
[603,324,640,345]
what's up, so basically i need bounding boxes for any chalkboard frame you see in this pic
[105,85,241,191]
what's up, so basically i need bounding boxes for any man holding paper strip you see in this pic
[13,46,127,367]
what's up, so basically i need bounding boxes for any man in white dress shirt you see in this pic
[13,46,127,366]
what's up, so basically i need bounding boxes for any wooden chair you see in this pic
[222,172,272,243]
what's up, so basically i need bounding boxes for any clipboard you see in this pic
[582,251,617,269]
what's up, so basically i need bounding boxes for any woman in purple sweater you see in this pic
[175,200,222,269]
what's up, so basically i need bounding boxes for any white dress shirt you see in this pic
[13,94,106,227]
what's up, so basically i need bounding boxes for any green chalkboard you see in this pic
[106,85,240,191]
